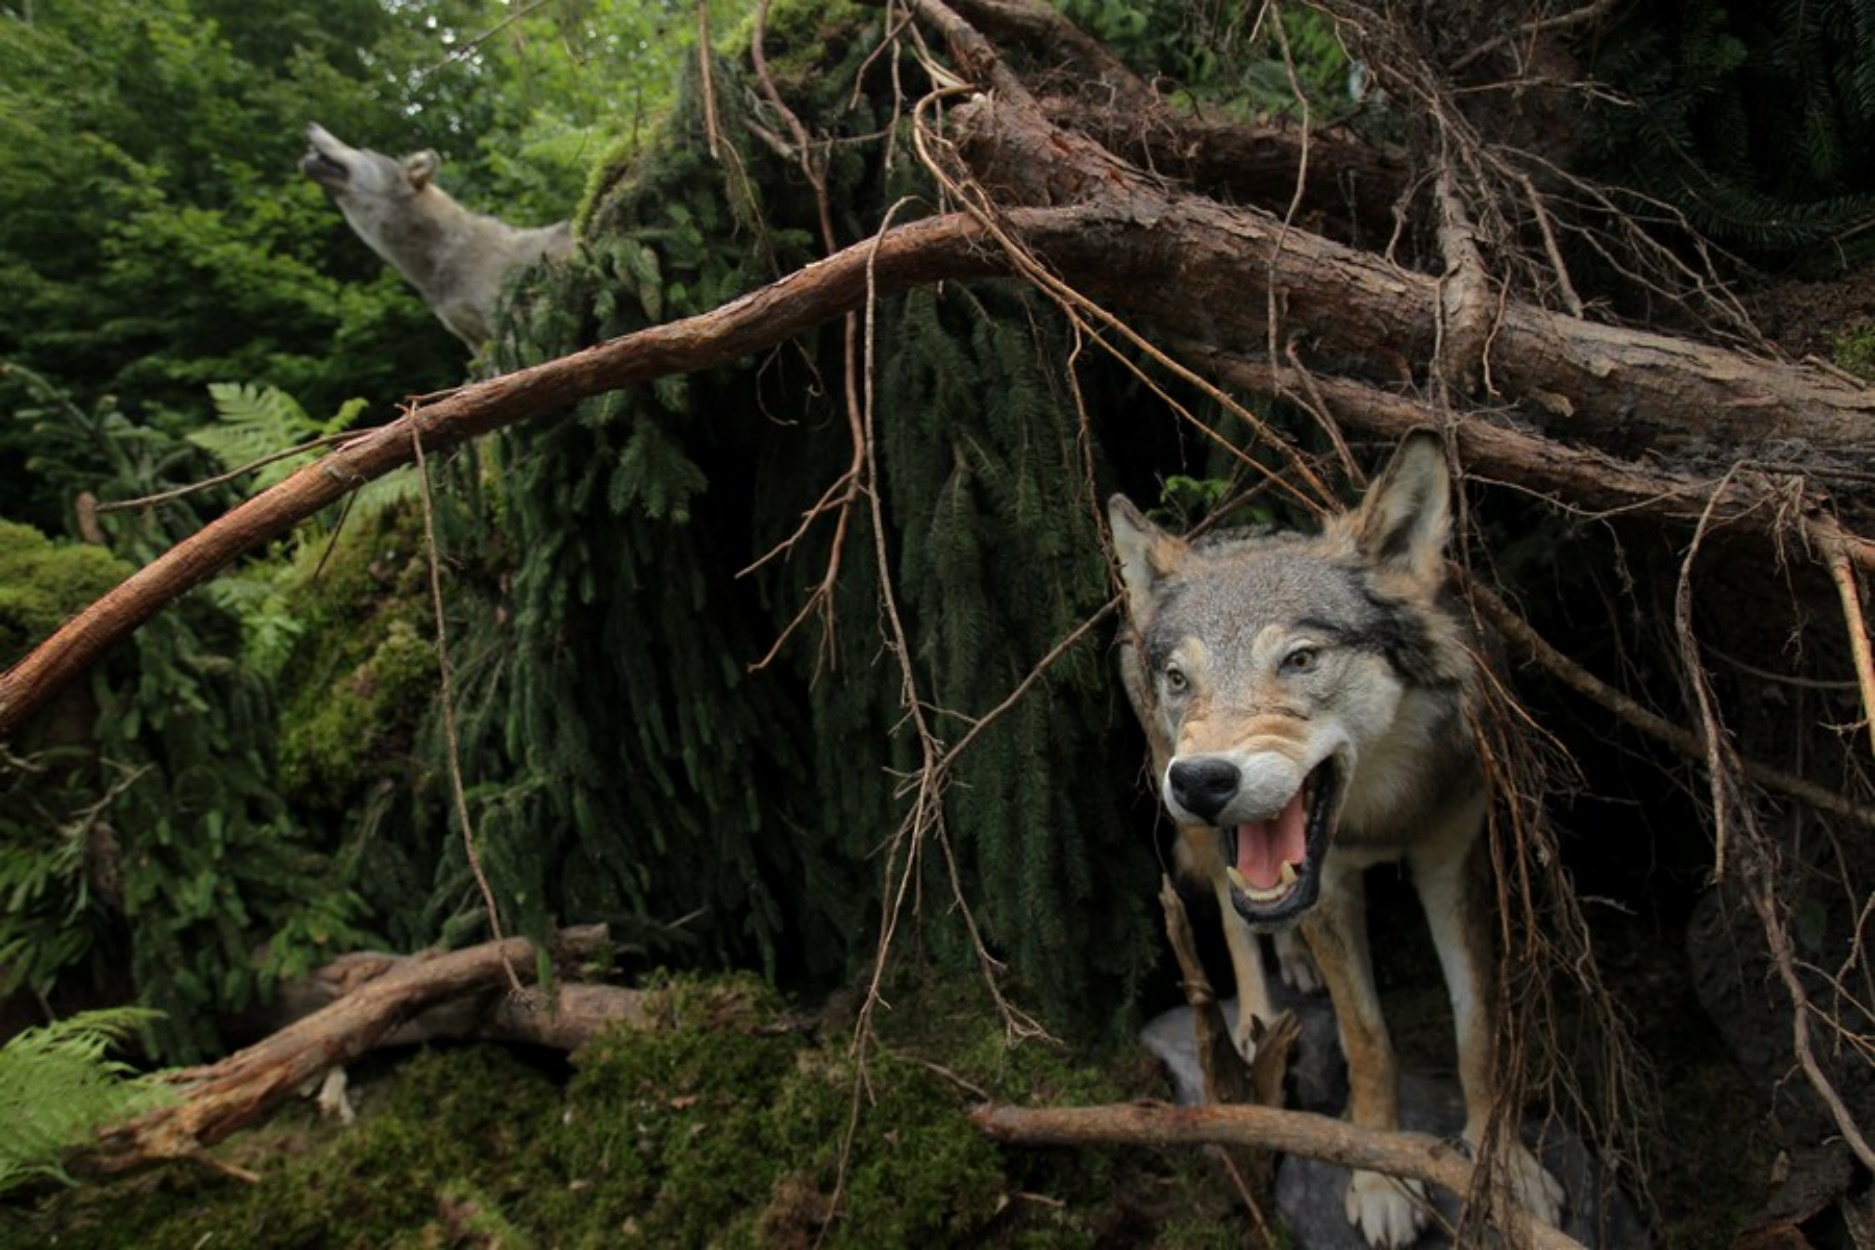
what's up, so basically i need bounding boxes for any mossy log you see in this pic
[83,925,640,1175]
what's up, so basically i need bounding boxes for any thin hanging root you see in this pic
[1744,870,1875,1175]
[1467,578,1875,830]
[409,412,525,999]
[1821,526,1875,757]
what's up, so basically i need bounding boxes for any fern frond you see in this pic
[188,382,321,492]
[0,1007,174,1194]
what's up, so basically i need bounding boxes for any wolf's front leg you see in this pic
[1273,926,1322,993]
[1413,834,1566,1231]
[1216,878,1275,1063]
[1303,864,1430,1248]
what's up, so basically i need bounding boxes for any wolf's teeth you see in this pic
[1229,861,1303,903]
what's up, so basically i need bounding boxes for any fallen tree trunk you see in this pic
[84,925,635,1174]
[5,0,1873,767]
[6,198,1874,739]
[944,92,1875,472]
[971,1100,1587,1250]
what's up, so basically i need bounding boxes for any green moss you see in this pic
[4,974,1237,1249]
[1833,322,1875,380]
[6,1045,563,1249]
[276,505,436,807]
[0,521,130,667]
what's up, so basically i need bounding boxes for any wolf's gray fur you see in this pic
[301,123,573,346]
[1110,432,1563,1247]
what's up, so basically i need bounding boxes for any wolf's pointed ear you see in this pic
[1108,495,1188,623]
[1350,430,1452,586]
[405,150,440,189]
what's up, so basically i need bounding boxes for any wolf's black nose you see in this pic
[1168,758,1240,822]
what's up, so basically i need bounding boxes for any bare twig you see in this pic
[85,926,611,1173]
[92,431,368,514]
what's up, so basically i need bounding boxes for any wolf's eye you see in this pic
[1281,646,1320,675]
[1163,665,1189,694]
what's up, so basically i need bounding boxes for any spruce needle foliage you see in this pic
[1589,0,1875,265]
[421,0,1160,1031]
[0,1007,173,1196]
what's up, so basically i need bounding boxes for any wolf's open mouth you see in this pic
[303,151,350,186]
[1220,759,1338,924]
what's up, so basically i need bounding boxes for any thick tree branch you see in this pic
[942,95,1875,474]
[972,1101,1587,1250]
[0,213,1008,739]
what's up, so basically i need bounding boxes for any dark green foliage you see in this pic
[1057,0,1352,118]
[1587,0,1875,266]
[2,377,371,1060]
[877,286,1151,1009]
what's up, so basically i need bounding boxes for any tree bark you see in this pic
[945,94,1875,475]
[84,925,634,1173]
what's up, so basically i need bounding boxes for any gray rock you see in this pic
[1139,982,1346,1112]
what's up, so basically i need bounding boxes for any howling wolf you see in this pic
[301,123,573,346]
[1109,432,1564,1247]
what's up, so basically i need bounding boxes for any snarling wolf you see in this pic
[301,123,573,346]
[1110,432,1564,1247]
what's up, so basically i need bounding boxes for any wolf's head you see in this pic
[301,123,458,293]
[302,123,440,213]
[1109,431,1475,928]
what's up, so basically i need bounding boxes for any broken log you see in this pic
[84,925,637,1174]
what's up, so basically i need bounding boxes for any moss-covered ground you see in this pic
[0,973,1243,1248]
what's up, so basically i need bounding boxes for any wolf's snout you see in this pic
[1167,758,1240,822]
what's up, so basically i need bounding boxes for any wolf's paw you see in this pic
[1273,928,1322,994]
[1229,1011,1260,1066]
[1501,1141,1565,1227]
[1344,1168,1428,1248]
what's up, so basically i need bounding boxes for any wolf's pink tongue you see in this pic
[1236,789,1308,889]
